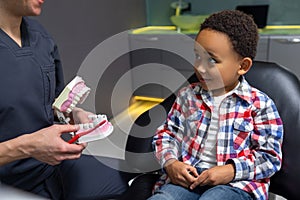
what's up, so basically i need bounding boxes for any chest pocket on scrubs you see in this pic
[41,64,56,119]
[233,118,253,151]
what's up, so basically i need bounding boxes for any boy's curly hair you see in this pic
[199,10,258,60]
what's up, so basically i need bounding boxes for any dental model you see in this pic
[68,114,113,144]
[52,76,90,114]
[52,76,113,144]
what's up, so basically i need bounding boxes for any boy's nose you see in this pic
[194,63,206,74]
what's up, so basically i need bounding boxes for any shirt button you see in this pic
[233,144,239,150]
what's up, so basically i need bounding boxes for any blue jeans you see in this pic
[147,168,253,200]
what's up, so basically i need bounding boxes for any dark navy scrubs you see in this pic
[0,17,64,195]
[0,17,132,200]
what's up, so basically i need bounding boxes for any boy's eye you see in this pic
[195,53,217,65]
[208,57,217,64]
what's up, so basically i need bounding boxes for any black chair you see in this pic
[121,61,300,200]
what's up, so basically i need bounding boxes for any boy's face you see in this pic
[194,29,246,96]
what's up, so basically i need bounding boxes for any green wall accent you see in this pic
[146,0,300,25]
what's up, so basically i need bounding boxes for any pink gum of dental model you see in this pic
[53,76,113,143]
[52,76,90,114]
[60,82,89,113]
[68,115,114,144]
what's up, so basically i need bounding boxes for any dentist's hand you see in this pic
[23,124,87,165]
[68,107,94,124]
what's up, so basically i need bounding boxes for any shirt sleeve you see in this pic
[152,90,186,168]
[228,96,283,181]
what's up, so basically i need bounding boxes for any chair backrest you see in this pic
[245,61,300,200]
[125,61,300,199]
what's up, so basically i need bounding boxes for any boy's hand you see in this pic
[164,159,198,188]
[189,164,235,190]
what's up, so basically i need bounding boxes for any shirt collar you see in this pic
[193,76,253,105]
[233,76,253,104]
[21,17,30,47]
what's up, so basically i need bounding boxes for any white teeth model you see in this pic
[52,76,91,114]
[72,114,114,144]
[52,76,113,143]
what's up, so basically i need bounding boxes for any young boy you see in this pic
[149,10,283,200]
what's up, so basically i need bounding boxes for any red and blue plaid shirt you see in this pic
[152,77,283,200]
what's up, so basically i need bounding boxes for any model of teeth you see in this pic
[71,114,114,144]
[52,76,113,143]
[52,76,91,114]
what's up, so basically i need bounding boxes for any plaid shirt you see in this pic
[152,77,283,200]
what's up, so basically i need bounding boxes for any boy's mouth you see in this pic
[199,77,212,83]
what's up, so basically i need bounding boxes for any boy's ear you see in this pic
[238,57,252,75]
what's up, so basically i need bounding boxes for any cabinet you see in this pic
[255,35,269,62]
[129,33,300,98]
[129,34,195,98]
[255,35,300,79]
[268,35,300,79]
